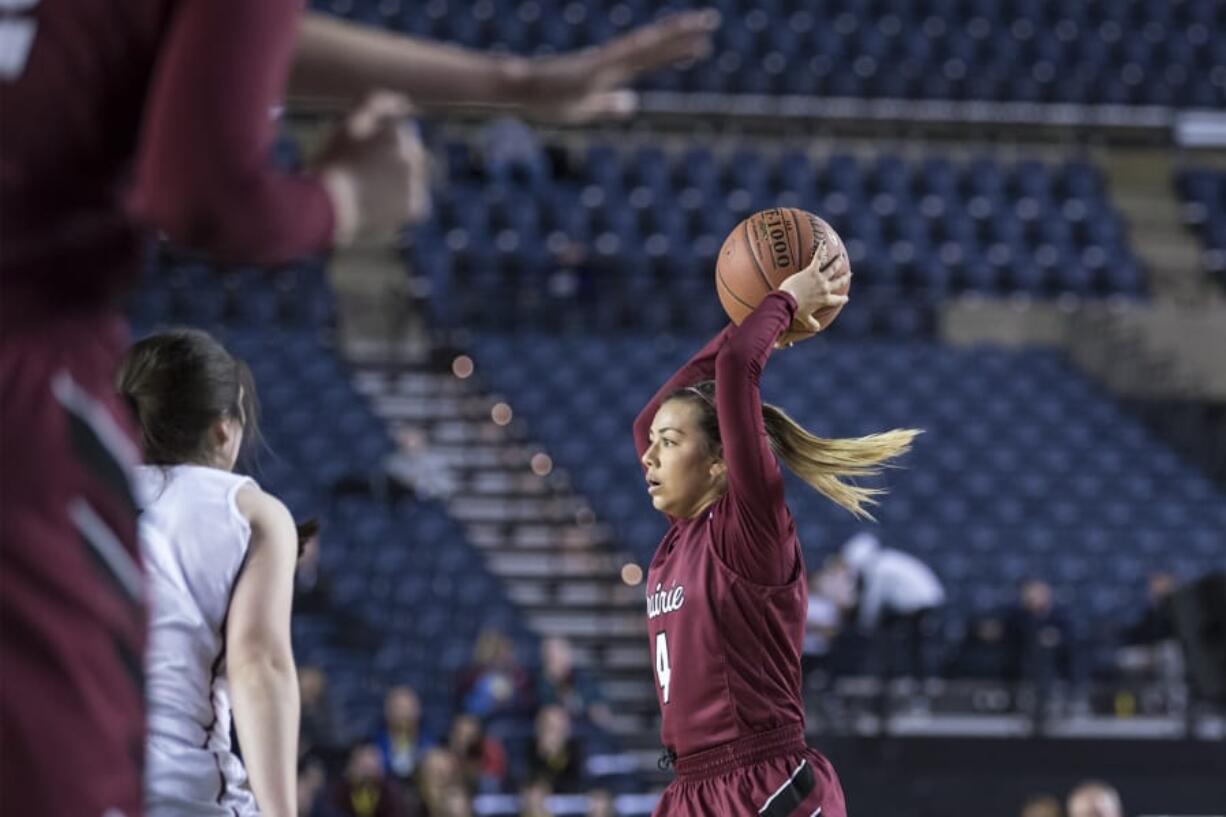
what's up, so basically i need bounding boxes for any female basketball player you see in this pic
[119,329,300,816]
[634,250,919,816]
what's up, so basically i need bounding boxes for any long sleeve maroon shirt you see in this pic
[634,292,810,757]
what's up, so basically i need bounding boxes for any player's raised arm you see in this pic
[290,10,719,122]
[712,291,797,527]
[633,324,734,461]
[129,0,334,263]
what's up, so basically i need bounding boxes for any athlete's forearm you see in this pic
[229,656,299,817]
[290,13,532,107]
[131,0,333,262]
[714,291,794,488]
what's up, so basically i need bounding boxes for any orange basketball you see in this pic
[715,208,849,338]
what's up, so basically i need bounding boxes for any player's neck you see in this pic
[678,490,722,520]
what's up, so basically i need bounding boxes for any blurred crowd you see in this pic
[295,631,615,817]
[1021,779,1126,817]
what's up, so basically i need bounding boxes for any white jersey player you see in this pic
[120,329,299,817]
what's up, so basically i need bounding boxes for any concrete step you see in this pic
[448,495,587,524]
[484,550,621,579]
[1102,147,1212,301]
[466,523,613,551]
[365,393,491,422]
[428,444,532,469]
[505,577,642,607]
[352,370,469,397]
[526,610,646,638]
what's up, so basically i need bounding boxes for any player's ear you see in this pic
[708,458,726,480]
[210,416,237,452]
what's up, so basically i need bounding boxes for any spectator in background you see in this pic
[300,755,345,817]
[416,748,463,817]
[1119,572,1183,684]
[447,713,508,794]
[842,532,945,681]
[458,628,534,720]
[519,779,555,817]
[331,743,410,817]
[435,786,475,817]
[300,665,347,764]
[1067,780,1124,817]
[1005,579,1087,711]
[586,789,617,817]
[374,686,435,790]
[387,426,459,500]
[527,705,586,794]
[1123,572,1178,644]
[536,636,613,729]
[802,558,856,685]
[296,527,378,649]
[947,613,1009,680]
[1019,793,1063,817]
[296,528,333,615]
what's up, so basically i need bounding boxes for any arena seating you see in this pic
[311,0,1226,107]
[472,330,1226,653]
[1175,167,1226,291]
[408,140,1146,336]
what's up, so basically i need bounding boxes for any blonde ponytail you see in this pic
[761,404,921,520]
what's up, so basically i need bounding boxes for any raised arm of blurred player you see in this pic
[227,486,300,817]
[129,0,334,262]
[290,9,719,122]
[129,0,427,257]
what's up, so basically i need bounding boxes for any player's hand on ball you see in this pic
[315,91,431,247]
[776,247,850,347]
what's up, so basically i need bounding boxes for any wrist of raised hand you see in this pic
[318,167,359,247]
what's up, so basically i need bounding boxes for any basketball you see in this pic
[715,207,850,337]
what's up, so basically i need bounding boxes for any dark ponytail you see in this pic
[117,328,260,466]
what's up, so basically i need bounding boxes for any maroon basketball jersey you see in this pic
[635,292,809,758]
[646,501,808,757]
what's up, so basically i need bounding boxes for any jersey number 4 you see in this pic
[654,631,672,704]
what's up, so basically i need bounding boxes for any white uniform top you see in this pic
[843,532,945,630]
[136,464,260,817]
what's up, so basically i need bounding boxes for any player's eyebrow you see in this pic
[652,427,686,436]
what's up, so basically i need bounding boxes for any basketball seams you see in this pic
[743,218,775,295]
[716,267,757,323]
[718,209,848,330]
[786,208,803,270]
[811,215,841,272]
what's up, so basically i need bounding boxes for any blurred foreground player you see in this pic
[120,329,301,816]
[0,1,716,813]
[0,1,418,813]
[634,253,919,816]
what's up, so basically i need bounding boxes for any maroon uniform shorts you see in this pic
[0,312,146,817]
[654,724,847,817]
